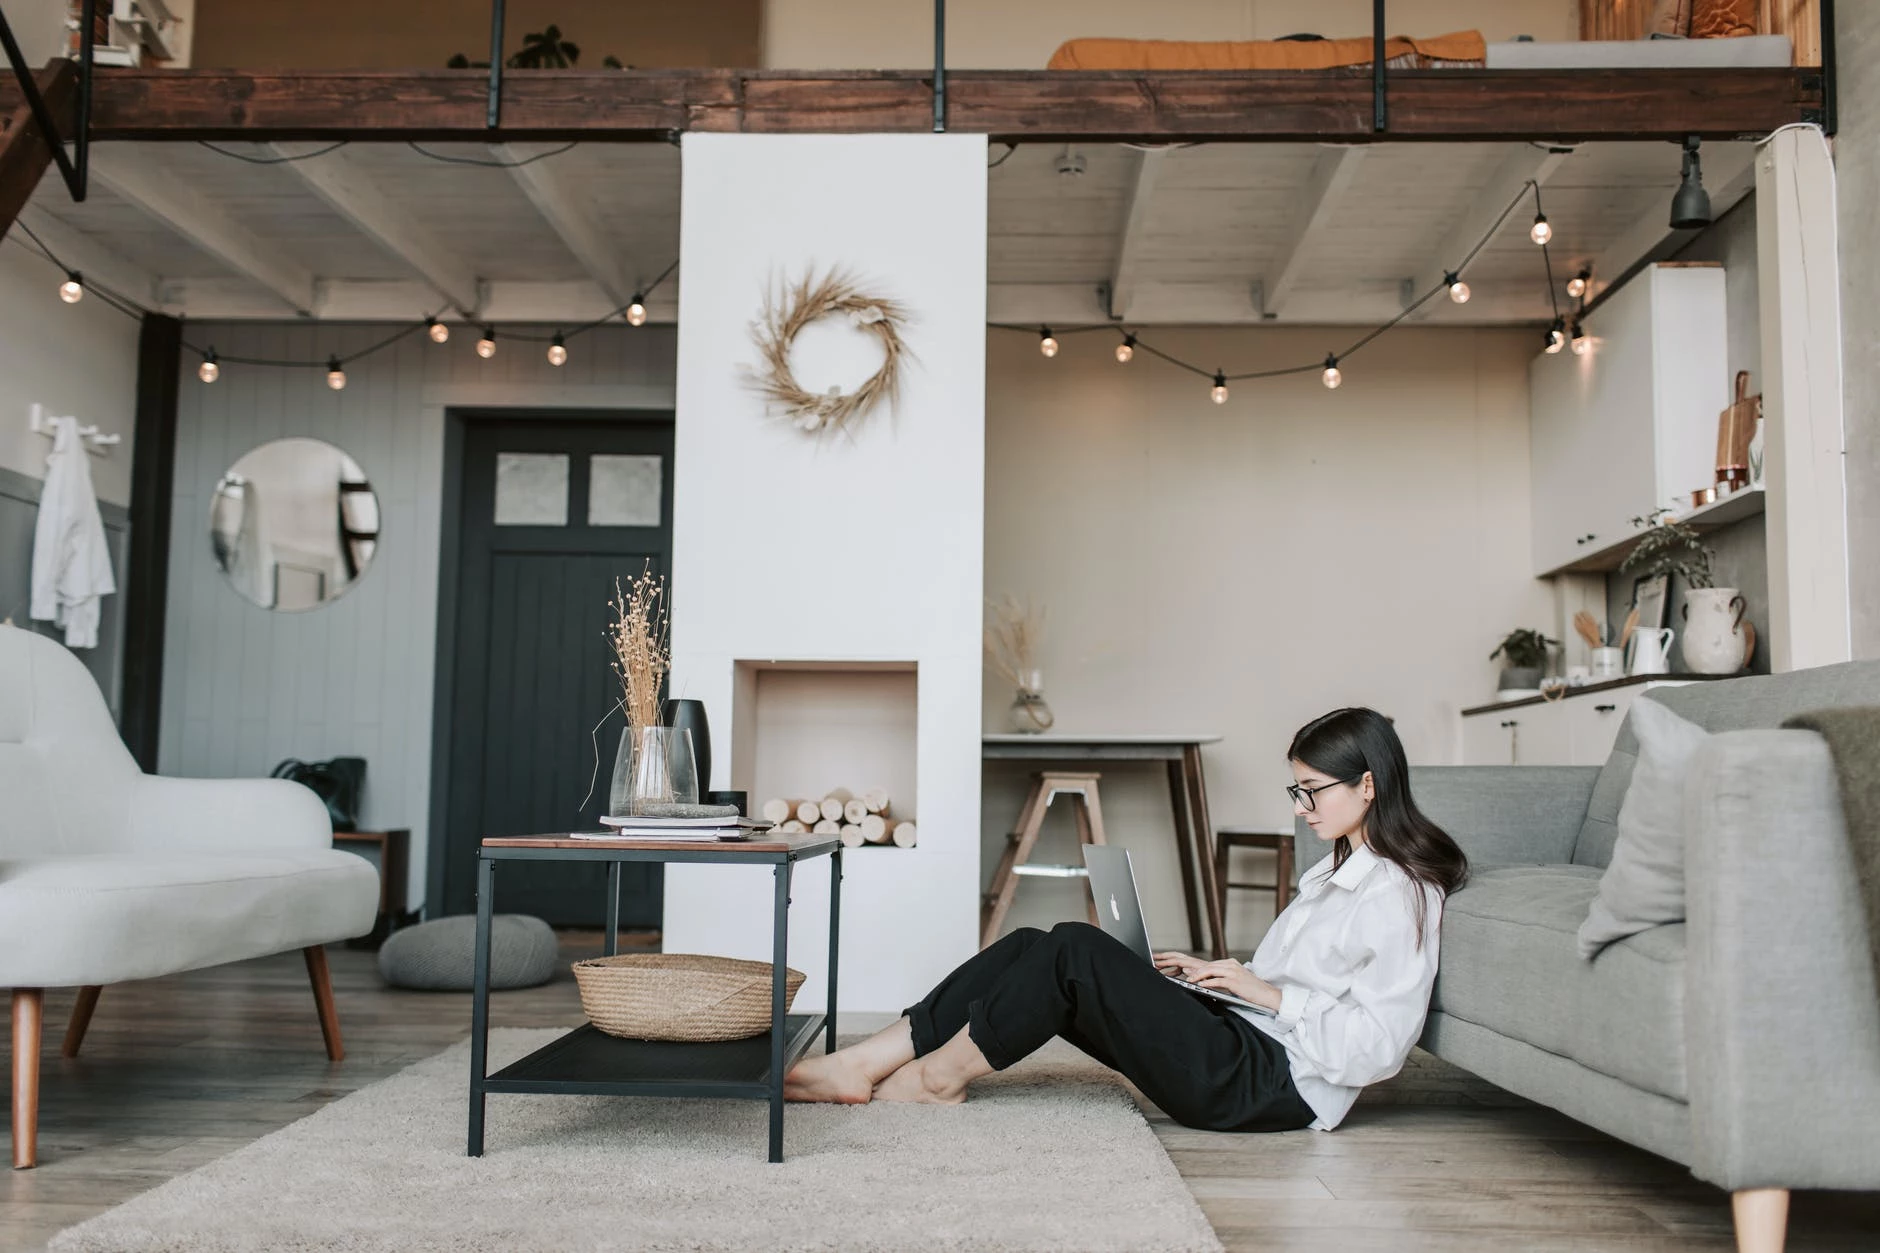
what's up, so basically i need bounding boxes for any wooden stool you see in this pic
[1214,827,1294,926]
[981,772,1108,948]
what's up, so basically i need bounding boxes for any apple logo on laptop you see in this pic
[1109,894,1121,922]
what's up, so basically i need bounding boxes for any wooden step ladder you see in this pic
[980,771,1108,948]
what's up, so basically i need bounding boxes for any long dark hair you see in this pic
[1288,707,1468,947]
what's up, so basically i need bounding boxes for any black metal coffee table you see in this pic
[467,831,841,1163]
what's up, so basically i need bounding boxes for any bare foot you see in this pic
[872,1058,965,1105]
[784,1052,873,1104]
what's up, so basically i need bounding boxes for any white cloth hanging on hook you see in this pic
[30,415,116,649]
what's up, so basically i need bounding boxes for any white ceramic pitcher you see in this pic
[1681,587,1751,674]
[1627,627,1676,676]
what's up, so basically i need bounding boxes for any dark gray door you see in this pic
[440,416,674,925]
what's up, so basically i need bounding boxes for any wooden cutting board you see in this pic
[1715,369,1760,485]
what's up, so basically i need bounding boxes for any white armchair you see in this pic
[0,625,378,1168]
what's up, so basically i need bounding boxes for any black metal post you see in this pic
[825,848,841,1055]
[1372,0,1387,134]
[467,853,495,1156]
[0,6,84,200]
[932,0,947,134]
[485,0,506,130]
[604,860,620,956]
[768,859,791,1163]
[74,0,93,199]
[1821,0,1838,135]
[119,314,182,771]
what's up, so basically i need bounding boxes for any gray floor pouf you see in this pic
[378,914,558,990]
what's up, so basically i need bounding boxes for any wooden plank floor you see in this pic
[5,937,1877,1251]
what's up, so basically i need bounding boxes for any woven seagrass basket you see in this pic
[572,953,806,1042]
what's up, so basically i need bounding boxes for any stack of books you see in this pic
[570,815,773,842]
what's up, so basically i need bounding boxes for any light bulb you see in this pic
[1567,269,1590,299]
[1115,334,1135,364]
[198,350,219,383]
[476,327,496,359]
[1321,355,1342,389]
[547,334,567,366]
[626,295,647,327]
[1544,320,1566,354]
[1446,272,1470,304]
[1570,324,1591,355]
[1039,328,1059,358]
[427,317,450,344]
[1530,214,1552,246]
[326,356,346,390]
[59,272,83,303]
[1210,372,1228,405]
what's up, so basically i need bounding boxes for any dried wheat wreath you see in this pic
[749,270,911,436]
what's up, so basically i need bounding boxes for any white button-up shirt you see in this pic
[1234,842,1443,1130]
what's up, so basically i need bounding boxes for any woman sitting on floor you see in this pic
[785,706,1470,1132]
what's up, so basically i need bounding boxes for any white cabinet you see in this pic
[1529,264,1728,577]
[1459,681,1690,767]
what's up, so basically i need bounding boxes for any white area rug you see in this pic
[50,1028,1223,1253]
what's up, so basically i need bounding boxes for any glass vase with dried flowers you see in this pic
[985,595,1055,734]
[605,568,697,816]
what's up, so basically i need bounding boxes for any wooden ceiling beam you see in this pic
[1106,147,1167,321]
[267,143,483,317]
[12,204,162,307]
[0,61,76,238]
[68,68,1821,143]
[1259,145,1367,319]
[493,143,636,310]
[1404,145,1572,319]
[92,148,319,315]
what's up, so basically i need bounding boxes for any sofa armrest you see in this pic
[1288,765,1598,888]
[128,774,334,853]
[1684,729,1880,1191]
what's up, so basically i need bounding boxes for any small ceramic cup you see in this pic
[1590,647,1623,679]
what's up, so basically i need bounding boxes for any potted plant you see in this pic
[1620,509,1750,674]
[1490,628,1556,694]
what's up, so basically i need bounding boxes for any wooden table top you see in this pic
[481,831,840,856]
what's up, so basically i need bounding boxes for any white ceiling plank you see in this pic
[494,144,636,310]
[1106,147,1169,321]
[92,150,320,317]
[1588,143,1757,304]
[14,206,163,308]
[1405,145,1572,317]
[161,277,679,324]
[267,143,483,318]
[1260,146,1368,319]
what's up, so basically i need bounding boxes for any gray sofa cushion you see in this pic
[1434,866,1687,1102]
[377,914,558,990]
[1574,660,1880,868]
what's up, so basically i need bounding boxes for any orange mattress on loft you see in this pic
[1046,30,1487,71]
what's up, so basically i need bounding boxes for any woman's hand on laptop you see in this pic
[1158,954,1282,1011]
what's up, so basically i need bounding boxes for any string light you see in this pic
[626,294,647,327]
[1530,213,1552,246]
[1567,269,1591,299]
[1321,355,1343,389]
[547,333,567,366]
[1210,371,1228,404]
[198,349,219,383]
[476,326,497,358]
[1038,327,1059,358]
[325,356,347,390]
[59,271,83,303]
[1445,271,1470,304]
[1115,333,1135,364]
[1570,322,1591,355]
[1544,318,1566,354]
[426,317,450,344]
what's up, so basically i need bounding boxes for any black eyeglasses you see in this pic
[1287,777,1358,812]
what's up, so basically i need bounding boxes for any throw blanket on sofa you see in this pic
[1784,706,1880,997]
[1047,31,1486,71]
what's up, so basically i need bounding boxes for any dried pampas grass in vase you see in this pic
[607,567,687,816]
[985,595,1055,734]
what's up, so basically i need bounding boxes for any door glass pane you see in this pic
[588,454,663,526]
[494,453,569,526]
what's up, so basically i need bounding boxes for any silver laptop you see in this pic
[1083,845,1274,1016]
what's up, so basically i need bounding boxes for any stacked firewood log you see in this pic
[760,787,916,848]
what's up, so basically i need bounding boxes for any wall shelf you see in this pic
[1547,485,1765,575]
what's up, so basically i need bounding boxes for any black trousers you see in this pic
[901,922,1315,1133]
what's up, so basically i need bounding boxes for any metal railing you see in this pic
[0,0,95,200]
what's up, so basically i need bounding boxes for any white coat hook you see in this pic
[29,403,120,456]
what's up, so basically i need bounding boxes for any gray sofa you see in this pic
[1291,663,1880,1249]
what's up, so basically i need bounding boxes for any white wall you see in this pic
[159,323,678,909]
[762,0,1575,68]
[5,0,69,66]
[0,238,139,504]
[981,325,1551,953]
[665,133,987,1013]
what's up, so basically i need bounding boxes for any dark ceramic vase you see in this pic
[659,698,711,794]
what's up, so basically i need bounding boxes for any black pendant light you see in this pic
[1669,135,1712,231]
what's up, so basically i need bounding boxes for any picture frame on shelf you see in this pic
[1632,573,1669,631]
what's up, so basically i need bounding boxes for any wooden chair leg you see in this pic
[62,985,103,1058]
[1732,1188,1789,1253]
[303,946,345,1062]
[982,776,1051,948]
[1275,837,1295,913]
[12,988,42,1170]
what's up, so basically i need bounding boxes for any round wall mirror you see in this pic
[209,438,380,611]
